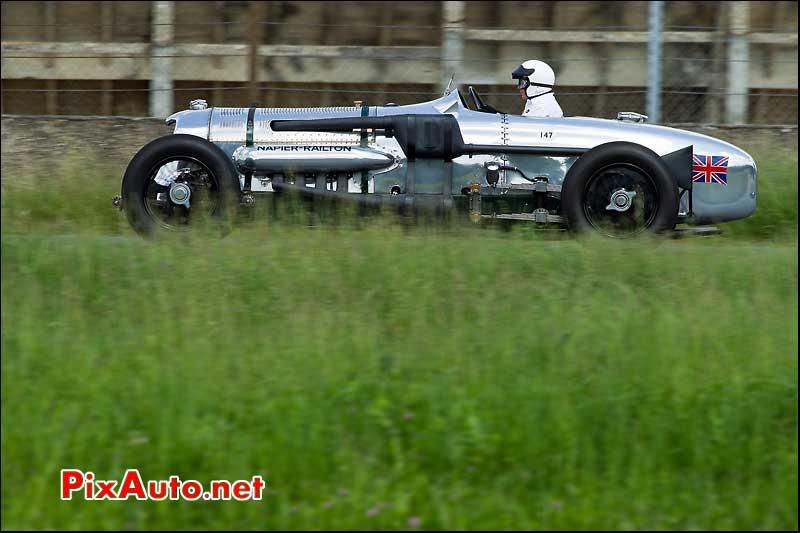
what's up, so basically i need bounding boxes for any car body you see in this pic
[119,88,758,236]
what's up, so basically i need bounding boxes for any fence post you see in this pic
[441,1,465,92]
[212,0,226,107]
[646,0,664,124]
[725,1,750,125]
[149,1,174,118]
[44,1,57,115]
[707,1,728,124]
[248,1,265,105]
[100,1,114,116]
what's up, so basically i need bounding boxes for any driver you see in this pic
[512,60,563,118]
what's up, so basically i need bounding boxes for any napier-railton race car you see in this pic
[115,86,757,237]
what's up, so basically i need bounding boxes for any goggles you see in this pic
[516,78,553,91]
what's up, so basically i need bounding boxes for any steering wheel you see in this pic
[468,86,502,114]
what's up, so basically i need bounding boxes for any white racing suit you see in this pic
[522,87,563,118]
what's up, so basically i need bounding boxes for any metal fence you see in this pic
[1,1,797,125]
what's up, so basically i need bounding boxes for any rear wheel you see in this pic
[122,135,240,238]
[561,142,679,237]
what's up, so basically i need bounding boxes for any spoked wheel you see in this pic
[122,134,240,238]
[561,142,679,237]
[583,163,658,236]
[144,158,219,231]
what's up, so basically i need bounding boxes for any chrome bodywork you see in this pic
[166,90,757,223]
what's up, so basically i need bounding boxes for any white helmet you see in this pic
[512,60,556,99]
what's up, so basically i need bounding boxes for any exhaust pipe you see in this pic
[233,145,394,175]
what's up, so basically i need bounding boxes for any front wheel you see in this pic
[560,142,679,237]
[121,134,240,238]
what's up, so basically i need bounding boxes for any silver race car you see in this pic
[116,87,757,237]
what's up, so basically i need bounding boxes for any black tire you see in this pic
[121,134,240,238]
[560,141,679,237]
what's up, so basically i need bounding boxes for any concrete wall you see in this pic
[1,115,171,185]
[1,1,797,123]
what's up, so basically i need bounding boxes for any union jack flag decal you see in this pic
[692,154,729,185]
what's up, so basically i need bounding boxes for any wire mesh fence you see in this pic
[1,1,797,124]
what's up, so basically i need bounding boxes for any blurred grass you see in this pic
[2,230,797,530]
[1,144,797,529]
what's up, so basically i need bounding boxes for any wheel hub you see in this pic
[606,188,637,212]
[169,182,192,208]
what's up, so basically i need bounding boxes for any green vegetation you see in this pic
[1,145,797,529]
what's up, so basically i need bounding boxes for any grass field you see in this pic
[1,143,797,530]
